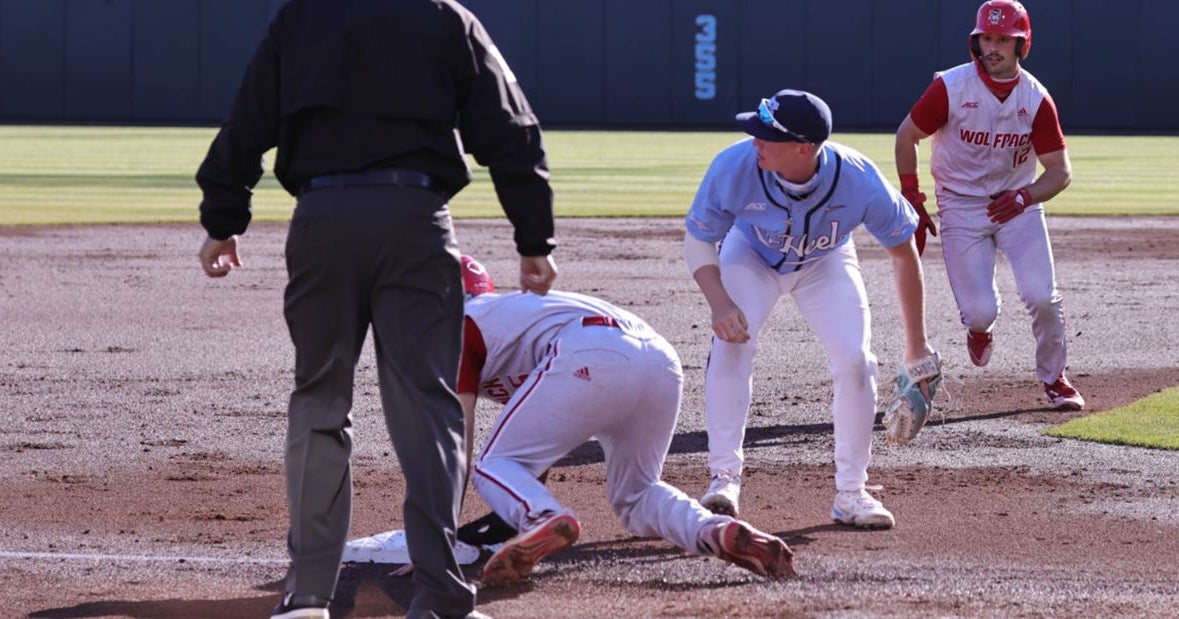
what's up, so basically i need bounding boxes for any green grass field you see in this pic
[1,125,1177,225]
[1047,388,1179,450]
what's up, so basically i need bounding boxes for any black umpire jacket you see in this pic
[196,0,555,257]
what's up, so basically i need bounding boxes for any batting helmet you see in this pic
[970,0,1032,59]
[461,255,495,298]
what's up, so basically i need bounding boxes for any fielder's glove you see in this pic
[882,352,943,446]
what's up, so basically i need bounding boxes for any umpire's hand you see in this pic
[520,255,557,295]
[199,235,242,278]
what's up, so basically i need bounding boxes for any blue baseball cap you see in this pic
[735,89,832,144]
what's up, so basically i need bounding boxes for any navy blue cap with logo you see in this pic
[735,89,832,144]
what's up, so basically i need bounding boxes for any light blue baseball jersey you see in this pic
[685,138,917,272]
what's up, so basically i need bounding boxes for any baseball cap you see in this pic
[735,89,832,144]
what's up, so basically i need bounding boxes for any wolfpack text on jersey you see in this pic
[930,62,1053,199]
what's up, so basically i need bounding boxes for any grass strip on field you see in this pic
[1046,387,1179,450]
[1,126,1177,226]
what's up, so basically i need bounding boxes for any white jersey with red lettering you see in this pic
[463,290,730,554]
[463,290,653,404]
[929,62,1049,201]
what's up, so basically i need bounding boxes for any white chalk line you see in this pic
[0,550,287,565]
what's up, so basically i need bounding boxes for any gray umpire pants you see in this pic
[282,183,475,615]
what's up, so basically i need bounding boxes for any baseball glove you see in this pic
[881,352,943,446]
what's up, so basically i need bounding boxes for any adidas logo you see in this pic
[573,367,591,381]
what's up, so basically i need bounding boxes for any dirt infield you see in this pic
[2,217,1178,618]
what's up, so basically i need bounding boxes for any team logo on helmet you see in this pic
[970,0,1032,59]
[461,255,495,299]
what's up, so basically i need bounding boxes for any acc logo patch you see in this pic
[744,202,767,211]
[688,212,714,232]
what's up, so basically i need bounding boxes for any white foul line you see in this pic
[0,550,287,565]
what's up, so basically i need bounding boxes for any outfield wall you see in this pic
[1,0,1175,131]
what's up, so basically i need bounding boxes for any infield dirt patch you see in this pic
[2,217,1178,617]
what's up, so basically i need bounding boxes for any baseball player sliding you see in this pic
[459,256,794,584]
[895,0,1084,410]
[684,89,940,528]
[344,257,796,582]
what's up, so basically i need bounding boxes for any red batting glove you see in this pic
[900,174,937,256]
[986,187,1034,224]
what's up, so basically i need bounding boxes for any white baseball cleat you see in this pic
[701,471,741,518]
[831,489,895,530]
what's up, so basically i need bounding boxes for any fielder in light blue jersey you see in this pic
[687,139,916,272]
[684,89,937,529]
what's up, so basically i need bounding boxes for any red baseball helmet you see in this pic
[970,0,1032,59]
[460,255,495,298]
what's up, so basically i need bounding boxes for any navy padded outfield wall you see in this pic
[0,0,1175,131]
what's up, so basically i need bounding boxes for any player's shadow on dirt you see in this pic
[471,540,773,596]
[327,563,509,617]
[777,522,878,547]
[336,542,774,610]
[553,423,835,468]
[268,555,603,614]
[28,596,279,619]
[29,565,486,618]
[870,405,1063,428]
[552,403,1060,470]
[30,538,803,618]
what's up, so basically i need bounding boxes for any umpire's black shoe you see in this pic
[271,593,331,619]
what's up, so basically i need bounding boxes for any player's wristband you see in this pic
[899,173,920,193]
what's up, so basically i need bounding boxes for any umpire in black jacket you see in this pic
[195,1,557,617]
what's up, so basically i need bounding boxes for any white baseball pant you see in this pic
[937,196,1068,383]
[706,228,878,492]
[472,321,727,553]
